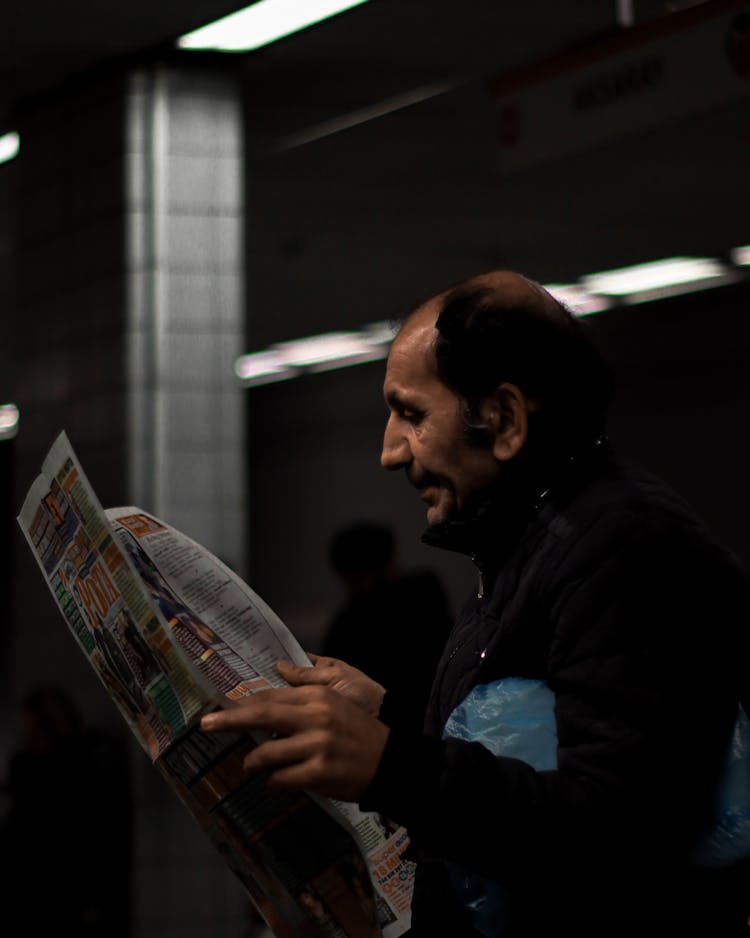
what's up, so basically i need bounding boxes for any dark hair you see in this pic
[431,279,614,453]
[329,522,395,576]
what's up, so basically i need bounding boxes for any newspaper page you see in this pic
[17,432,215,759]
[17,431,414,938]
[104,506,415,938]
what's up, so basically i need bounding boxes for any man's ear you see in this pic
[479,383,535,462]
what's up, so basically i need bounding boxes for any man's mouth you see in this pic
[409,471,438,492]
[407,471,442,507]
[419,481,446,509]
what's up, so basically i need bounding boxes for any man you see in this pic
[202,271,750,935]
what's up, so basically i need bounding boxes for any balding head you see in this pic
[451,270,561,314]
[397,268,613,456]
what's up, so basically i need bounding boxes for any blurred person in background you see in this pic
[0,683,133,937]
[322,520,453,731]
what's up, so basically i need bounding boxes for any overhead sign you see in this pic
[488,0,750,175]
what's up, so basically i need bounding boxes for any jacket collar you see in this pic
[420,434,611,563]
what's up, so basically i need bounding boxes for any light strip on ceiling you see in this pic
[580,256,739,304]
[177,0,370,52]
[0,404,20,440]
[543,283,613,317]
[235,252,749,388]
[0,132,20,165]
[235,323,393,387]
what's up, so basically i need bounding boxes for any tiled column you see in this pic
[126,66,246,573]
[10,64,250,938]
[124,64,250,938]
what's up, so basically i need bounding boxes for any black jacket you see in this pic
[362,440,750,936]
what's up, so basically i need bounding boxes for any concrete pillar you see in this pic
[126,66,246,574]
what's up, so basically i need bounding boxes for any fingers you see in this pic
[242,731,318,775]
[276,656,385,716]
[199,685,389,800]
[277,658,332,686]
[246,744,344,796]
[238,715,389,801]
[201,687,321,735]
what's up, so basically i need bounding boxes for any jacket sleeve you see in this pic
[361,508,749,883]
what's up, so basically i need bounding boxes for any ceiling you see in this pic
[1,0,244,127]
[4,0,747,348]
[1,0,666,136]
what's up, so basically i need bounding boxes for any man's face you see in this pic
[381,302,502,527]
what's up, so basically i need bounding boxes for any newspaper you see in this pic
[17,431,415,938]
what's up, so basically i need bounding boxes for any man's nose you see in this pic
[381,416,410,470]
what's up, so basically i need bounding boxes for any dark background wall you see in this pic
[594,283,750,563]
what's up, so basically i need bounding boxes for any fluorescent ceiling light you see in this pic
[234,251,750,388]
[307,346,388,373]
[177,0,370,52]
[580,256,737,304]
[543,283,613,317]
[235,324,393,387]
[234,350,292,385]
[0,403,19,440]
[274,331,386,367]
[0,132,20,165]
[362,320,398,344]
[272,332,364,367]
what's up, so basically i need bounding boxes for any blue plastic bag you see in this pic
[442,677,558,937]
[690,704,750,868]
[443,677,557,767]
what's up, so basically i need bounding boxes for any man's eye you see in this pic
[401,409,422,424]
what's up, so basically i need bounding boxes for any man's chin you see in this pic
[424,501,457,528]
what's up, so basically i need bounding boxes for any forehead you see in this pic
[383,302,445,401]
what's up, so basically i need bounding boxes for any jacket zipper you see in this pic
[435,557,488,722]
[471,552,485,599]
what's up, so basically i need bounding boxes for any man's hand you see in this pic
[200,684,389,802]
[277,654,386,717]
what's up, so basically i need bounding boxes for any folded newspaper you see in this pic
[17,431,415,938]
